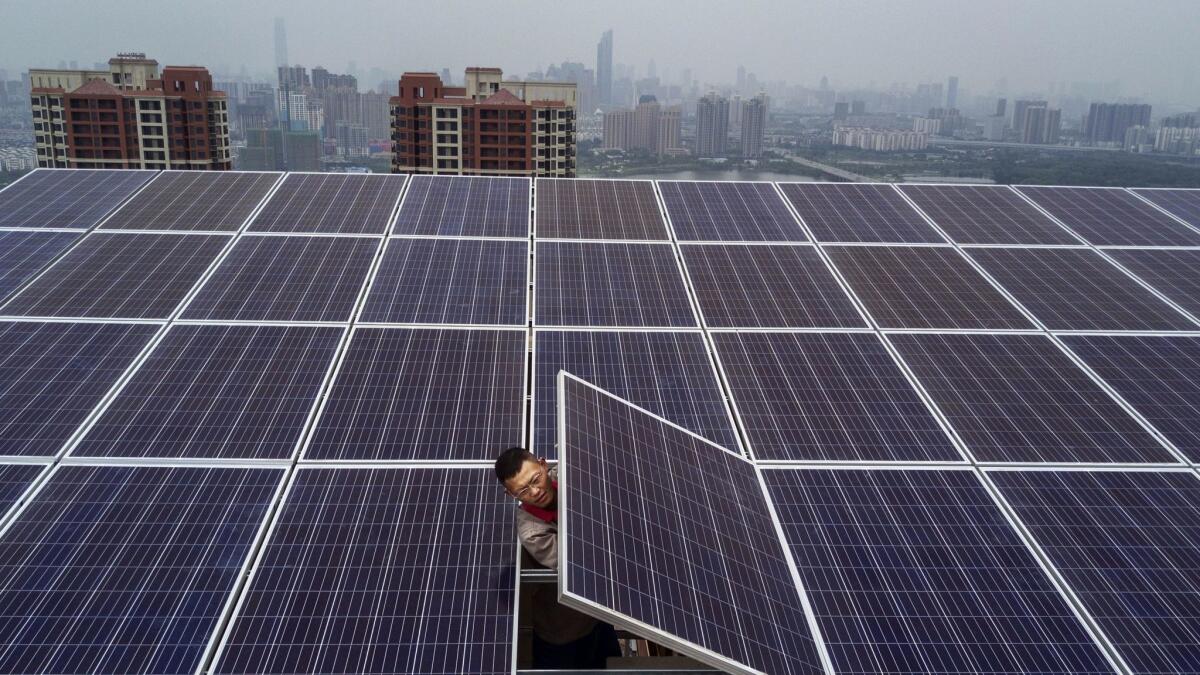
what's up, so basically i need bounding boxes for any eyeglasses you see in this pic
[511,465,547,500]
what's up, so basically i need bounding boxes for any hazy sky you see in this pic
[3,0,1197,105]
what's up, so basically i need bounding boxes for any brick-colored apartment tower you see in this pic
[390,67,576,177]
[29,53,232,170]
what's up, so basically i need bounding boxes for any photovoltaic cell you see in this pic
[825,245,1034,329]
[0,464,281,675]
[72,324,342,459]
[535,242,696,327]
[360,238,527,325]
[534,330,739,458]
[306,328,525,461]
[248,173,405,234]
[1105,248,1200,318]
[779,183,946,243]
[559,374,826,675]
[991,470,1200,675]
[535,178,668,240]
[659,181,808,241]
[393,175,529,237]
[764,468,1115,675]
[1017,186,1200,246]
[182,234,378,322]
[1061,335,1200,462]
[1131,188,1200,229]
[967,247,1199,331]
[0,463,45,516]
[0,230,80,302]
[100,170,280,231]
[714,332,960,462]
[0,321,158,457]
[898,184,1081,245]
[0,168,155,229]
[213,467,515,675]
[889,333,1175,463]
[681,244,866,328]
[1,232,230,319]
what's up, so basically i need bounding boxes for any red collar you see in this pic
[520,480,558,523]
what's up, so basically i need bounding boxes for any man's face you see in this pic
[504,458,555,509]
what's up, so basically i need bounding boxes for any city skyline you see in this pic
[3,0,1198,107]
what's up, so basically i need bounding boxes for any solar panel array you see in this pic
[2,169,1200,673]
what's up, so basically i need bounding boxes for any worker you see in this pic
[495,446,621,669]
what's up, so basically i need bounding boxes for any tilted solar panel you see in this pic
[713,332,960,462]
[1016,186,1200,247]
[889,333,1176,464]
[0,463,45,517]
[1105,248,1200,319]
[99,170,281,231]
[535,178,668,239]
[394,175,529,237]
[1131,188,1200,229]
[0,321,158,457]
[0,232,230,319]
[991,470,1200,675]
[0,168,155,229]
[248,173,406,234]
[0,230,80,302]
[361,237,527,325]
[212,467,515,675]
[898,184,1081,245]
[72,324,342,459]
[0,464,282,675]
[764,468,1116,675]
[533,330,739,458]
[779,183,946,243]
[659,181,808,241]
[558,373,827,675]
[305,327,525,461]
[181,234,378,322]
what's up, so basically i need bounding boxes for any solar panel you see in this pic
[558,373,827,675]
[305,328,525,461]
[72,324,342,459]
[0,463,45,516]
[1,232,230,319]
[0,464,281,675]
[1105,248,1200,318]
[360,237,527,325]
[889,332,1176,463]
[99,170,280,231]
[764,468,1116,675]
[713,332,960,462]
[659,181,808,241]
[778,183,946,243]
[967,247,1199,331]
[212,467,515,675]
[394,175,529,237]
[898,184,1081,245]
[535,241,696,327]
[1061,335,1200,463]
[534,330,739,458]
[0,168,156,229]
[0,230,80,302]
[535,178,669,239]
[825,245,1034,329]
[1131,188,1200,229]
[990,469,1200,675]
[248,173,406,234]
[0,321,158,457]
[1016,186,1200,246]
[182,234,378,322]
[681,244,865,328]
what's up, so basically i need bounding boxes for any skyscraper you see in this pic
[596,29,613,106]
[740,94,768,158]
[1012,99,1047,136]
[1084,103,1153,144]
[273,17,288,69]
[946,76,959,109]
[696,93,729,157]
[1021,106,1061,144]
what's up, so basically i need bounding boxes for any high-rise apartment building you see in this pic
[634,95,660,151]
[29,53,231,170]
[1021,105,1061,144]
[390,68,576,177]
[601,99,681,157]
[596,30,613,106]
[740,94,768,158]
[1011,99,1047,137]
[602,108,634,150]
[946,76,959,109]
[239,128,319,171]
[1084,102,1152,144]
[696,93,729,157]
[277,66,310,91]
[656,106,681,156]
